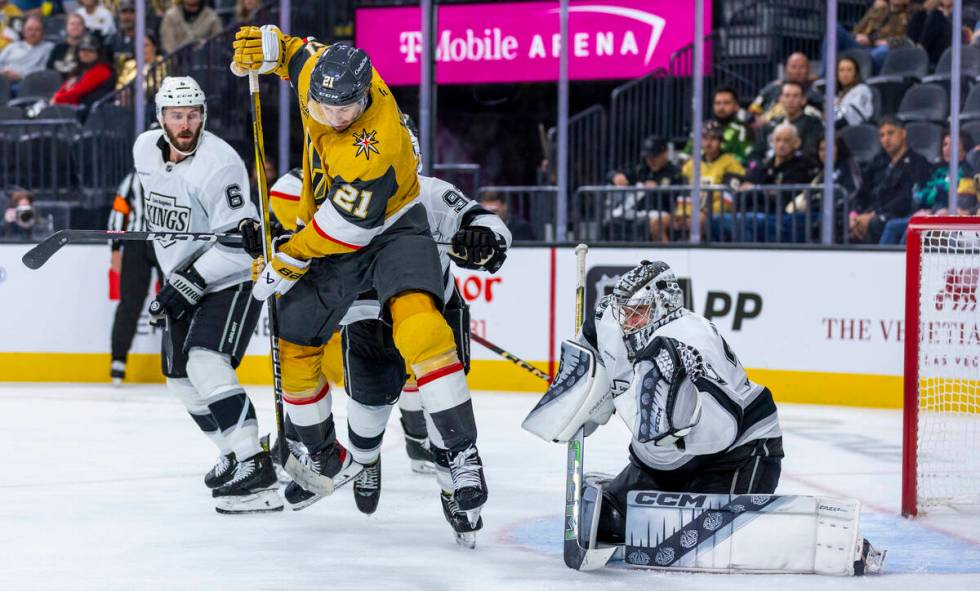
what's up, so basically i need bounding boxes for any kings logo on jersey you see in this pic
[144,192,191,247]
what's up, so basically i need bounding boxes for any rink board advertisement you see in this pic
[355,0,711,85]
[0,243,904,407]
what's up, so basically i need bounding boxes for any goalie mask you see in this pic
[610,260,684,359]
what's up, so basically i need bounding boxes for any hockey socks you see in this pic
[283,378,336,453]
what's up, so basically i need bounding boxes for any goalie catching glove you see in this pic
[449,226,507,272]
[616,336,705,448]
[522,340,614,443]
[148,265,207,326]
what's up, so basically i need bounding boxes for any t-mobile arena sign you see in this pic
[355,1,711,85]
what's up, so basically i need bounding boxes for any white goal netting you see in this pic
[915,227,980,511]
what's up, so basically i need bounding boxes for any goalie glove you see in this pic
[449,226,507,272]
[616,336,705,448]
[149,265,207,326]
[522,340,614,443]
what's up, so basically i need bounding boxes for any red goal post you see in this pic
[903,215,980,517]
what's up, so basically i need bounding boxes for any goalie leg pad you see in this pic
[522,340,613,443]
[624,492,875,576]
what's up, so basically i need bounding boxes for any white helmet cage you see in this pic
[155,76,207,155]
[610,260,683,336]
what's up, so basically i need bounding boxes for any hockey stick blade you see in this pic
[564,435,616,571]
[282,454,336,496]
[22,230,243,270]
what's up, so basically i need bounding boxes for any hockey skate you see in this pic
[443,444,487,511]
[353,459,381,515]
[110,360,125,387]
[269,435,305,485]
[204,452,236,489]
[404,433,435,474]
[282,441,363,511]
[212,451,284,514]
[440,490,483,549]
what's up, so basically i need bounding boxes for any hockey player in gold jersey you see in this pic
[232,26,488,536]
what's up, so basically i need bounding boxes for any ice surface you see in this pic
[1,384,979,590]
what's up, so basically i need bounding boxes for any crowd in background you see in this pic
[606,0,980,245]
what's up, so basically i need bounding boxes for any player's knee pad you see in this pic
[185,348,239,399]
[280,339,325,397]
[390,291,457,371]
[342,322,406,406]
[167,377,208,414]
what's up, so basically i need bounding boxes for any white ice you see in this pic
[1,384,979,591]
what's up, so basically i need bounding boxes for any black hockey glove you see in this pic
[149,265,207,326]
[449,226,507,272]
[238,218,264,259]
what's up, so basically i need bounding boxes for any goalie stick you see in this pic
[470,333,551,382]
[21,230,243,270]
[564,243,616,571]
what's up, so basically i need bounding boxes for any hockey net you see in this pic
[903,216,980,517]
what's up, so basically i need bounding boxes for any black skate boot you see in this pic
[404,433,436,474]
[443,444,488,511]
[212,451,284,514]
[440,490,483,549]
[204,452,236,489]
[353,459,381,515]
[283,442,363,511]
[270,435,305,485]
[110,360,125,387]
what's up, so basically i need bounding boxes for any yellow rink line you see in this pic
[0,352,903,409]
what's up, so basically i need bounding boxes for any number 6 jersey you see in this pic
[132,129,257,293]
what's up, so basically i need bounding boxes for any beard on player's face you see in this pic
[165,123,201,153]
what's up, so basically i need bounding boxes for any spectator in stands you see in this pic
[610,135,684,188]
[880,130,977,244]
[160,0,222,55]
[50,32,114,107]
[116,32,164,91]
[757,81,823,161]
[835,0,920,72]
[606,135,684,243]
[749,53,821,126]
[672,121,745,237]
[106,1,137,65]
[0,0,23,53]
[235,0,262,23]
[1,188,35,240]
[741,124,819,192]
[685,87,753,165]
[849,116,932,243]
[76,0,116,38]
[478,192,535,241]
[0,15,52,86]
[834,56,874,128]
[47,13,86,79]
[908,0,958,66]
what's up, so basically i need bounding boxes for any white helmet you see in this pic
[155,76,207,155]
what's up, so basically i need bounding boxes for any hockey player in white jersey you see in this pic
[524,260,783,543]
[134,76,281,514]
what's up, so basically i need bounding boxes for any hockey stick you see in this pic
[470,333,551,383]
[21,230,243,270]
[247,73,334,495]
[564,243,616,571]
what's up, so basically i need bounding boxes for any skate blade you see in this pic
[454,531,477,549]
[286,493,323,512]
[274,464,291,485]
[111,378,122,387]
[214,489,284,514]
[465,508,481,529]
[410,459,436,474]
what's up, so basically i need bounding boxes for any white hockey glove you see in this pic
[616,336,704,448]
[522,340,614,443]
[231,25,286,77]
[149,266,207,326]
[251,245,309,301]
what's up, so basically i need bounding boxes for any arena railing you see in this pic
[476,185,558,242]
[545,104,608,191]
[570,184,849,245]
[432,163,481,199]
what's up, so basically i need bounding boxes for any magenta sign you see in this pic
[355,1,711,85]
